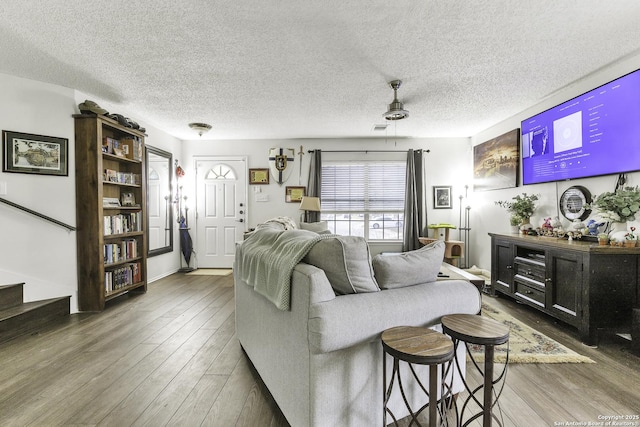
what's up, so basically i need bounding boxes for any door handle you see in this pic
[237,218,244,223]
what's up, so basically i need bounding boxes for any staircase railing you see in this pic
[0,197,76,231]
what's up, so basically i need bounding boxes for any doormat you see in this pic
[185,269,233,276]
[466,303,595,364]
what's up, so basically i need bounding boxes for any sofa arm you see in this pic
[308,279,481,353]
[292,263,337,304]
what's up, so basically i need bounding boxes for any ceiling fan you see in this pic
[383,80,409,121]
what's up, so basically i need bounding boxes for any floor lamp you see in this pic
[458,185,471,269]
[299,196,321,223]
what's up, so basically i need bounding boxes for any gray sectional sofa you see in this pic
[234,222,482,426]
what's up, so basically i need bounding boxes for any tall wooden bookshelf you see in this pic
[74,114,147,311]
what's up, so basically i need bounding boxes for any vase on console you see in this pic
[609,221,629,242]
[520,217,533,234]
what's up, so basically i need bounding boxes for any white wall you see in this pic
[182,136,471,255]
[0,73,79,309]
[0,74,183,313]
[0,71,470,312]
[469,53,640,271]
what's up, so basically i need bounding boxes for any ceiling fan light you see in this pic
[383,102,409,120]
[383,79,409,121]
[188,122,212,137]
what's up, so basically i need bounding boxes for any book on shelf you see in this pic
[103,239,138,264]
[120,138,143,161]
[103,169,141,185]
[103,212,142,235]
[103,197,121,208]
[104,261,142,293]
[102,136,143,161]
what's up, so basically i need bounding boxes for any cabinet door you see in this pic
[589,254,636,328]
[547,249,582,326]
[492,239,514,295]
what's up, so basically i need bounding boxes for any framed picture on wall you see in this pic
[285,186,305,203]
[249,168,270,184]
[2,130,68,176]
[473,128,520,191]
[433,186,452,209]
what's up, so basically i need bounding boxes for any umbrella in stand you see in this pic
[179,216,193,266]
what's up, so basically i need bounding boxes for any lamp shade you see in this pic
[299,196,321,212]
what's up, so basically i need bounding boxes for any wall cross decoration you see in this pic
[268,147,295,185]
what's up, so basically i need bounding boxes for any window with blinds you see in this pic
[320,161,406,241]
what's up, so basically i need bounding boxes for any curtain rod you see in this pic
[307,149,430,153]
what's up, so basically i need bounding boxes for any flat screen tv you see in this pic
[521,68,640,185]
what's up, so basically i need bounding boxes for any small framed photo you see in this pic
[249,168,270,184]
[121,192,136,207]
[2,130,68,176]
[433,186,452,209]
[285,186,306,203]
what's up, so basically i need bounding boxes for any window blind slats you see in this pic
[321,162,405,211]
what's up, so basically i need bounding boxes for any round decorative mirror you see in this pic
[559,186,592,221]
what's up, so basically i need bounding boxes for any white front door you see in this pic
[195,157,247,268]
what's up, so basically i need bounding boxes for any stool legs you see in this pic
[383,356,453,426]
[429,364,437,427]
[483,345,494,427]
[450,340,508,427]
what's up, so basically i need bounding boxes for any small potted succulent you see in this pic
[597,232,609,246]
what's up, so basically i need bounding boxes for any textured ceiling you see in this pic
[1,1,640,141]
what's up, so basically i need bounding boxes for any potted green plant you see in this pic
[588,186,640,240]
[496,193,540,231]
[509,214,521,233]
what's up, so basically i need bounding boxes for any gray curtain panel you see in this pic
[403,149,426,251]
[306,149,322,223]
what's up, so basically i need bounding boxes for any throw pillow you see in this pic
[300,221,329,233]
[303,236,380,294]
[372,240,445,289]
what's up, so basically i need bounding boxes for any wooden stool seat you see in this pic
[382,326,454,364]
[382,326,454,426]
[441,314,509,346]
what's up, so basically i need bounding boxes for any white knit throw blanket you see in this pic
[237,224,332,310]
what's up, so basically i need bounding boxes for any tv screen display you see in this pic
[521,69,640,185]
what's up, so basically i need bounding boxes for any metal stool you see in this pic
[441,314,510,427]
[382,326,455,426]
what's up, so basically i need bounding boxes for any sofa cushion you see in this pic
[303,236,380,294]
[300,221,330,233]
[372,240,445,289]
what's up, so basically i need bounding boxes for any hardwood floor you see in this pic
[0,272,638,426]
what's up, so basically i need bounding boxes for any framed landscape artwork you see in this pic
[2,130,68,176]
[473,129,520,191]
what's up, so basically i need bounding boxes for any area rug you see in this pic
[186,268,233,276]
[465,303,595,364]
